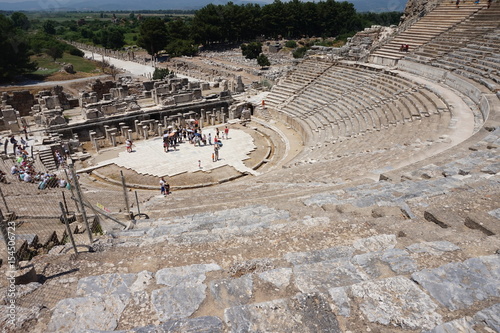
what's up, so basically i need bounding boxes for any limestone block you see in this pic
[412,255,500,311]
[224,293,341,333]
[350,276,442,330]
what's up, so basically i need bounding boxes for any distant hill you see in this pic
[0,0,406,13]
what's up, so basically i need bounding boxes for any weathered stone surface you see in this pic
[371,206,406,218]
[224,293,341,333]
[0,305,41,331]
[328,287,350,317]
[353,234,396,253]
[489,208,500,220]
[480,162,500,175]
[424,209,464,229]
[473,303,500,332]
[129,316,224,333]
[412,256,500,310]
[424,317,474,333]
[258,268,292,289]
[151,282,207,322]
[48,294,127,332]
[155,263,221,287]
[76,273,137,299]
[407,241,461,255]
[380,248,418,274]
[209,275,253,308]
[130,270,153,293]
[293,259,368,293]
[350,276,442,330]
[352,248,417,278]
[284,246,354,266]
[465,212,498,236]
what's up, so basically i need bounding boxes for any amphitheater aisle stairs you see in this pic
[369,2,485,66]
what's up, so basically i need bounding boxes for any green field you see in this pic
[31,53,98,75]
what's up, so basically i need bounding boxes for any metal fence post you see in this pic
[0,208,18,269]
[135,191,141,216]
[59,202,78,255]
[120,171,130,218]
[0,186,10,213]
[64,168,80,213]
[69,164,93,243]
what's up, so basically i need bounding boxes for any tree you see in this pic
[45,41,64,61]
[42,20,57,35]
[241,42,262,60]
[257,54,270,68]
[166,39,197,57]
[191,4,224,45]
[153,67,170,80]
[0,14,36,81]
[137,18,168,57]
[106,28,125,50]
[10,12,30,30]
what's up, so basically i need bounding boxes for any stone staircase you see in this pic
[36,148,58,172]
[369,1,486,66]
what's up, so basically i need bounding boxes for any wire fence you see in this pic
[0,146,151,330]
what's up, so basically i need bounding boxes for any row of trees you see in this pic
[135,0,399,58]
[47,0,399,56]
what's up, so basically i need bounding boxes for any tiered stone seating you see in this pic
[272,61,452,163]
[369,2,485,66]
[264,59,334,108]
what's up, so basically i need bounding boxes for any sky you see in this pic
[0,0,407,13]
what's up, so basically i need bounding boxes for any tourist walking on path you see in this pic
[213,145,219,162]
[126,139,133,153]
[224,126,229,139]
[10,136,18,155]
[160,177,167,196]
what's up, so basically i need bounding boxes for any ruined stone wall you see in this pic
[90,80,116,100]
[1,91,35,117]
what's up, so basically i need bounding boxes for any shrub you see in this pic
[285,40,297,48]
[68,47,84,57]
[153,67,170,80]
[292,47,308,58]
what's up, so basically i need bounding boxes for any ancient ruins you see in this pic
[0,0,499,332]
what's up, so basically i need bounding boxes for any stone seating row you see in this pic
[265,60,334,108]
[280,90,448,151]
[270,62,451,150]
